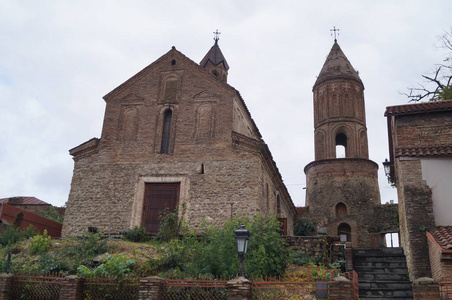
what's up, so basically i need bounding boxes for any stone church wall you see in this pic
[63,154,267,236]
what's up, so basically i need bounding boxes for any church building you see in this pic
[62,37,297,237]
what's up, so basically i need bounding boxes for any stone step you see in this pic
[354,247,405,257]
[353,266,409,274]
[354,261,407,268]
[354,256,407,263]
[359,287,413,299]
[359,281,413,290]
[359,273,410,281]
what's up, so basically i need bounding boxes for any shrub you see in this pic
[29,230,51,255]
[0,225,38,247]
[0,226,22,247]
[50,232,111,274]
[158,214,291,277]
[156,204,187,242]
[39,206,64,224]
[122,226,150,243]
[77,254,136,279]
[294,219,315,236]
[290,251,313,266]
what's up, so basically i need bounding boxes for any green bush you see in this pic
[156,204,187,242]
[156,214,291,277]
[34,232,112,274]
[39,206,64,224]
[29,230,51,255]
[122,226,150,243]
[0,225,38,247]
[77,254,136,279]
[290,251,313,266]
[0,226,22,247]
[293,219,315,236]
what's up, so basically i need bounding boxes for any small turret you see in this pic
[200,30,229,82]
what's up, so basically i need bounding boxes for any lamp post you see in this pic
[383,158,391,183]
[234,224,251,277]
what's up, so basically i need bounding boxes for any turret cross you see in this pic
[213,29,221,43]
[330,26,340,42]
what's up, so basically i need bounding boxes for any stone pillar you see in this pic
[329,276,353,300]
[0,273,13,300]
[412,277,440,299]
[139,276,165,300]
[227,277,252,300]
[59,275,83,300]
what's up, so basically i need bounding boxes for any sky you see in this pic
[1,0,451,208]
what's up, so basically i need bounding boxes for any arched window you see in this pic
[335,133,347,158]
[160,110,172,154]
[338,223,352,242]
[335,202,347,218]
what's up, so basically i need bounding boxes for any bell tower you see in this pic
[304,40,382,247]
[313,41,368,160]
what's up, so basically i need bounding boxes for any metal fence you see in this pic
[250,268,358,300]
[82,276,140,300]
[162,274,229,300]
[10,272,64,300]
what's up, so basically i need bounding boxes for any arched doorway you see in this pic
[338,223,352,242]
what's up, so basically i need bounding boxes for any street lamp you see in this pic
[234,224,251,277]
[383,158,391,183]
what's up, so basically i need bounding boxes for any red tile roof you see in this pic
[385,100,452,116]
[431,227,452,250]
[395,146,452,157]
[0,196,50,206]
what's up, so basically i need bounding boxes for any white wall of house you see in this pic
[421,158,452,226]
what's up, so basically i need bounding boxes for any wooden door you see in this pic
[142,183,180,234]
[278,218,288,235]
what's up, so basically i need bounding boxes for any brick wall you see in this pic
[387,105,452,280]
[304,158,391,247]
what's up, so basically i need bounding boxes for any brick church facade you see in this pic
[63,39,296,237]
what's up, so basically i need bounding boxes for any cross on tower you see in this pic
[213,29,221,43]
[330,26,340,42]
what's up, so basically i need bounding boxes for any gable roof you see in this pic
[0,196,50,206]
[385,99,452,116]
[314,41,362,89]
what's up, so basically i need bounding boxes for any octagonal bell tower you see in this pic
[304,40,382,247]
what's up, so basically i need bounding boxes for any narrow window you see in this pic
[335,202,347,218]
[335,133,347,158]
[160,110,172,154]
[276,196,281,216]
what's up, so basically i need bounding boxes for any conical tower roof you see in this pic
[314,41,362,89]
[200,39,229,70]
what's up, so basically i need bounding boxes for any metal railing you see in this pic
[10,271,64,300]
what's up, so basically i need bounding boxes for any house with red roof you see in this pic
[385,99,452,281]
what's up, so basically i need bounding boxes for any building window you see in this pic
[335,133,347,158]
[160,109,172,154]
[335,202,347,218]
[276,195,281,216]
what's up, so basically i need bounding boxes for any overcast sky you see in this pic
[1,1,451,207]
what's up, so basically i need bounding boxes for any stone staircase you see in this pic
[353,248,413,300]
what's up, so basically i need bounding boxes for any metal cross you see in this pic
[330,26,340,42]
[213,29,221,43]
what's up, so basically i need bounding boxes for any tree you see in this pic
[404,28,452,102]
